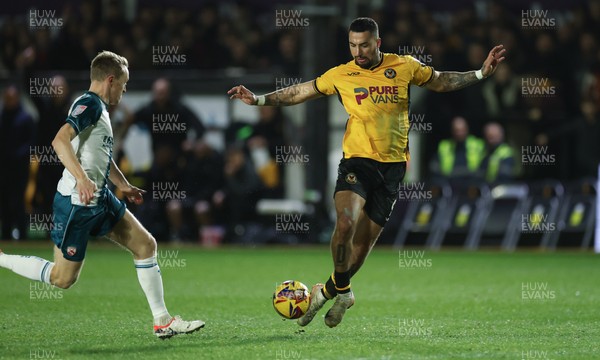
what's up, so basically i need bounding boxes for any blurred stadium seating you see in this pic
[0,0,598,248]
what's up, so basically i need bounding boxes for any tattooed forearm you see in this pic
[427,71,480,92]
[264,86,298,106]
[265,91,289,106]
[262,80,320,106]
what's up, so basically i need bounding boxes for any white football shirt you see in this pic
[56,91,114,206]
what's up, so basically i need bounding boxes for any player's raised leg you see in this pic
[0,245,83,289]
[49,246,84,289]
[108,209,204,338]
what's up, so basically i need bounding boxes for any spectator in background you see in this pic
[247,136,279,195]
[482,63,522,149]
[430,116,484,182]
[213,144,263,242]
[271,31,301,76]
[194,3,226,70]
[32,75,71,214]
[122,77,204,240]
[224,107,286,197]
[461,43,489,133]
[482,63,521,122]
[248,106,286,197]
[479,122,516,183]
[252,107,285,157]
[0,85,35,239]
[165,140,224,243]
[123,77,204,166]
[536,99,600,178]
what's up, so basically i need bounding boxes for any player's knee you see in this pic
[335,216,356,239]
[53,275,79,289]
[144,234,158,257]
[131,232,157,259]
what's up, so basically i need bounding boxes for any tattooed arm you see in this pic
[228,81,322,106]
[424,44,507,92]
[424,70,480,92]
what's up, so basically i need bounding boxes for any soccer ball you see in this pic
[273,280,311,319]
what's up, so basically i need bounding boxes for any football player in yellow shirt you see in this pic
[228,17,505,328]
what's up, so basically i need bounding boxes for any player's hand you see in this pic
[227,85,258,105]
[481,45,506,78]
[121,184,146,205]
[76,176,97,205]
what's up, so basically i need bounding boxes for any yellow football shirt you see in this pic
[314,53,434,162]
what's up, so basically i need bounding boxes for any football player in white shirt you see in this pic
[0,51,204,339]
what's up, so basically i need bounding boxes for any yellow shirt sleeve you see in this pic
[314,67,339,96]
[406,55,434,86]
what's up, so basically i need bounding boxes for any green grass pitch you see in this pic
[1,242,599,359]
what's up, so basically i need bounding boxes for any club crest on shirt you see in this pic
[384,68,396,79]
[345,173,358,185]
[67,246,77,257]
[70,105,87,117]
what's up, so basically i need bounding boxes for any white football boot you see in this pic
[324,290,354,328]
[297,283,328,327]
[154,316,205,339]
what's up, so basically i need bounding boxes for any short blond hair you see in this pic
[90,51,128,81]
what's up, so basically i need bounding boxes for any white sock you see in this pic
[0,253,54,284]
[134,256,170,325]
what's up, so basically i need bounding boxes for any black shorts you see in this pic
[334,157,406,227]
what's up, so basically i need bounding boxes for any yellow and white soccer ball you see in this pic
[273,280,311,319]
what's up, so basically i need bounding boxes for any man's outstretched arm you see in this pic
[425,45,506,92]
[228,80,323,106]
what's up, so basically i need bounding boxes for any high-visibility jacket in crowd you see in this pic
[484,143,514,182]
[437,135,485,176]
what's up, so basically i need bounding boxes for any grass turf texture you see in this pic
[0,243,599,360]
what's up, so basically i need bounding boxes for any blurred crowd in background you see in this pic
[0,0,599,243]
